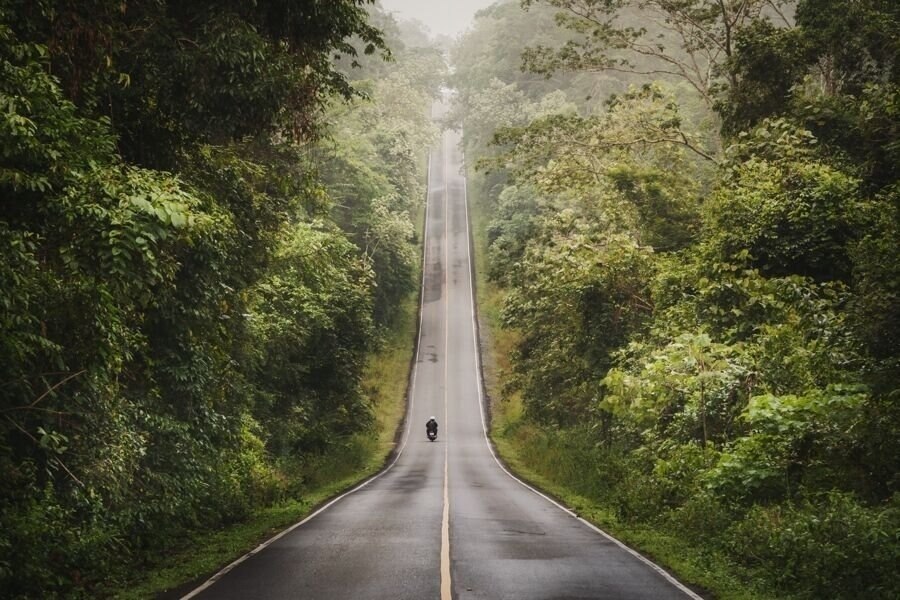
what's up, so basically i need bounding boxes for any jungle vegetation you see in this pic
[452,1,899,598]
[0,0,441,596]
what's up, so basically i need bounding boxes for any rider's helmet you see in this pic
[430,416,436,422]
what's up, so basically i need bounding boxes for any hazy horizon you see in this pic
[380,0,498,39]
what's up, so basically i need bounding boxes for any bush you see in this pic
[725,492,900,599]
[666,491,734,548]
[0,485,119,599]
[612,444,719,524]
[651,444,720,508]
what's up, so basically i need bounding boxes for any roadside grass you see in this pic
[464,168,779,600]
[364,287,420,460]
[118,189,428,600]
[466,171,523,429]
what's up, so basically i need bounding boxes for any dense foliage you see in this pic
[453,1,898,597]
[0,1,439,595]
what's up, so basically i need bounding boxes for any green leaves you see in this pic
[0,1,430,595]
[501,208,657,424]
[743,387,866,435]
[36,427,69,455]
[492,83,715,185]
[456,1,899,596]
[604,332,750,445]
[707,131,862,282]
[522,0,785,106]
[246,221,375,454]
[317,45,439,327]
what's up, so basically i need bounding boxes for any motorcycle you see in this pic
[427,429,437,442]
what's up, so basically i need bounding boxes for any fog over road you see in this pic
[380,0,493,39]
[183,102,701,600]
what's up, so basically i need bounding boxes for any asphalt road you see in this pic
[183,103,702,600]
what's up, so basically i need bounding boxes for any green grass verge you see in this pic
[464,167,778,600]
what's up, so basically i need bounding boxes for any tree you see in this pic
[722,0,899,187]
[452,1,900,597]
[706,120,862,282]
[0,1,440,594]
[247,222,375,455]
[522,0,792,106]
[16,0,387,168]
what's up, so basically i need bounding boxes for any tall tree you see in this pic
[522,0,792,106]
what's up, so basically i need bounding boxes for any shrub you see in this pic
[666,491,734,548]
[725,492,900,599]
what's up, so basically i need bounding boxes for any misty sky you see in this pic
[380,0,497,39]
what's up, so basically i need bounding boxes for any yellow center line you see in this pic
[441,439,450,599]
[440,131,452,600]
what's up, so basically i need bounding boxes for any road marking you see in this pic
[441,444,450,600]
[440,131,453,600]
[179,150,438,600]
[455,129,705,600]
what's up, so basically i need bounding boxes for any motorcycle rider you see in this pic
[426,416,438,439]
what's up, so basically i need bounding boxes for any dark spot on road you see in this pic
[389,470,427,492]
[502,528,546,536]
[424,261,443,303]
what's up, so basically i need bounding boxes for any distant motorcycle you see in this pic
[426,416,438,441]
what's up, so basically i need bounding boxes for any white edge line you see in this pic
[180,151,435,600]
[456,128,705,600]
